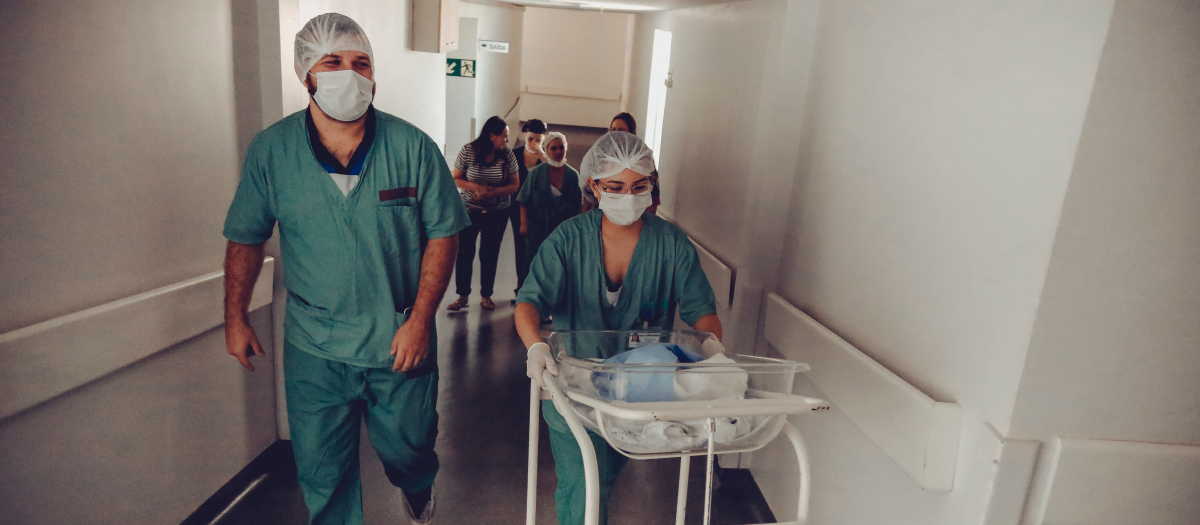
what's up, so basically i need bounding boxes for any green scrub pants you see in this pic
[542,400,629,525]
[285,340,440,525]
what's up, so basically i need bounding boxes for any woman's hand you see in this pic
[527,140,546,160]
[470,187,492,201]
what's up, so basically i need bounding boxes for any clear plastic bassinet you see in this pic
[546,330,823,458]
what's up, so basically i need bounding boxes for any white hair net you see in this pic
[543,131,568,149]
[579,131,656,180]
[294,13,374,81]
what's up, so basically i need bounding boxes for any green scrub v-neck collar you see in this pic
[597,214,650,322]
[304,106,378,202]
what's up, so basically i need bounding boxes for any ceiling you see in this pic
[500,0,743,14]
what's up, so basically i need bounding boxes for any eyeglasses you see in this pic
[596,182,652,195]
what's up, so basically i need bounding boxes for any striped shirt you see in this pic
[455,144,519,211]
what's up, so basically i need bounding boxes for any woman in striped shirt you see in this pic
[449,116,520,311]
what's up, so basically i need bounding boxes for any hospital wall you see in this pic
[632,0,1121,523]
[628,0,785,265]
[0,0,282,523]
[460,0,526,141]
[520,7,634,128]
[1008,1,1200,523]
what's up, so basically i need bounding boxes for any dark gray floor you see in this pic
[212,226,770,524]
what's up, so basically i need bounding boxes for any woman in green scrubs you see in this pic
[516,132,582,267]
[514,131,722,525]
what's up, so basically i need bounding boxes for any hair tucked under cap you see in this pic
[579,131,656,180]
[543,131,568,150]
[294,13,374,81]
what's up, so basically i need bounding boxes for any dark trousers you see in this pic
[511,205,529,293]
[455,207,509,297]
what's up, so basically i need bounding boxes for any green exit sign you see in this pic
[446,58,476,78]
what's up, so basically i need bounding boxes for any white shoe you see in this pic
[400,486,436,525]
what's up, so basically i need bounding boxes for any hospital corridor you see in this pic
[3,1,1200,525]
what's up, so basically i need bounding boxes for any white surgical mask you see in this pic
[309,70,374,122]
[597,190,652,226]
[547,157,566,168]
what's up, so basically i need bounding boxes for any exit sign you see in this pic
[479,40,509,53]
[446,58,476,78]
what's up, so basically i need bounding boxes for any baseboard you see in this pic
[180,440,295,525]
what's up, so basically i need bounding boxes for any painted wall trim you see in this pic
[522,84,622,101]
[981,423,1041,525]
[0,258,275,420]
[1027,437,1200,525]
[762,293,962,491]
[691,238,735,309]
[654,209,736,309]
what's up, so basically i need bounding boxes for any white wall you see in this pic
[628,1,783,264]
[771,2,1115,522]
[0,0,282,522]
[461,0,525,144]
[281,0,449,147]
[520,7,633,128]
[445,17,480,161]
[1008,1,1200,522]
[631,0,1126,523]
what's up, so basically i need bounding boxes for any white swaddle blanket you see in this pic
[603,355,769,453]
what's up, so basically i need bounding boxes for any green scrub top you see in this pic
[516,210,717,359]
[223,108,470,368]
[515,163,582,246]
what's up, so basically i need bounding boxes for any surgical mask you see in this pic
[547,157,566,168]
[597,190,652,226]
[309,70,374,122]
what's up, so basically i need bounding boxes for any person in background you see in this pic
[516,131,580,274]
[581,112,661,215]
[510,119,547,304]
[515,131,721,525]
[222,13,468,525]
[449,116,520,312]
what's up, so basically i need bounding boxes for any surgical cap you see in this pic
[294,13,374,81]
[543,131,568,149]
[580,131,656,180]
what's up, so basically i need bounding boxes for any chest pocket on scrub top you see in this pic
[377,187,421,255]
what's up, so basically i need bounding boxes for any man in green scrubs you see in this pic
[222,14,468,525]
[515,131,723,525]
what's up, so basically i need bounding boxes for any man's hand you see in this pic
[226,318,264,371]
[391,318,431,372]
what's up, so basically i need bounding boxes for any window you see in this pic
[645,29,672,159]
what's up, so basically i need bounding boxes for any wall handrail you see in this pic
[522,84,622,102]
[762,293,962,491]
[504,95,522,121]
[0,258,275,420]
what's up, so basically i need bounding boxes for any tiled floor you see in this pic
[212,211,771,525]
